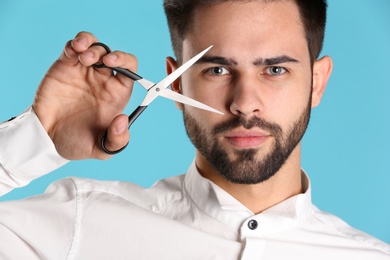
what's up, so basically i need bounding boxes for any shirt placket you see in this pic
[240,216,267,259]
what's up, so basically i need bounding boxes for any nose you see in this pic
[229,75,264,117]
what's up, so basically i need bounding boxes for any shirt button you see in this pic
[247,219,258,230]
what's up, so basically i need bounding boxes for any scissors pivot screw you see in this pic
[156,87,160,92]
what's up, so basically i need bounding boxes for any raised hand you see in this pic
[33,32,135,160]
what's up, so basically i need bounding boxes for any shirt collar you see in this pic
[184,160,312,230]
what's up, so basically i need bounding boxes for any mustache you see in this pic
[212,116,283,137]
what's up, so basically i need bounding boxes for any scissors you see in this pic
[91,42,223,154]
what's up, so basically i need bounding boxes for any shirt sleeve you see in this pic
[0,107,69,196]
[0,178,77,259]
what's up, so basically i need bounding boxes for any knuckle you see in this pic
[114,51,138,70]
[75,31,93,39]
[64,40,73,52]
[62,40,78,60]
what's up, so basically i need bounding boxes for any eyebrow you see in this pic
[195,56,238,66]
[253,55,300,66]
[195,55,299,67]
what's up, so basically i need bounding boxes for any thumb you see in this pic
[100,114,130,156]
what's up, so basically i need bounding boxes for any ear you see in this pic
[311,56,333,108]
[166,56,184,111]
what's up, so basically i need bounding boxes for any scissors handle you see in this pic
[91,42,149,154]
[100,132,128,155]
[110,66,143,81]
[128,106,147,126]
[91,42,143,81]
[94,63,143,82]
[100,105,147,155]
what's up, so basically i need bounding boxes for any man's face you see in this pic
[178,1,314,184]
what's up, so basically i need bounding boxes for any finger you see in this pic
[78,43,111,67]
[101,114,130,154]
[60,40,78,65]
[102,51,139,86]
[59,31,98,65]
[71,31,98,53]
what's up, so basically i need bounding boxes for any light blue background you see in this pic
[0,0,389,244]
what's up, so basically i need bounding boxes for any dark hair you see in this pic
[163,0,327,64]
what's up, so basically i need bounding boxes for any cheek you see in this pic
[181,81,228,133]
[185,104,224,132]
[180,73,229,112]
[265,81,312,126]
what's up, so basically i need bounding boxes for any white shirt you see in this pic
[1,108,389,259]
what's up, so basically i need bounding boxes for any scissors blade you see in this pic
[159,45,213,90]
[140,45,214,107]
[159,88,224,115]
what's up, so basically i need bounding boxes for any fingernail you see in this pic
[75,37,88,47]
[107,53,118,62]
[115,120,128,134]
[83,51,94,58]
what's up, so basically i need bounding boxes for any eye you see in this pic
[265,66,287,76]
[207,66,231,76]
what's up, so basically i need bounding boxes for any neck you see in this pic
[195,145,304,214]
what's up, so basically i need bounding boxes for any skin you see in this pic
[166,1,332,213]
[33,1,331,213]
[33,32,134,160]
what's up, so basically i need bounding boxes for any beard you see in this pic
[183,97,312,185]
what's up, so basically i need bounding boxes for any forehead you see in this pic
[184,1,309,63]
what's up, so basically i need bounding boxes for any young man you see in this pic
[0,0,389,259]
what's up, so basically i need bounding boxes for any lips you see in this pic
[224,129,270,149]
